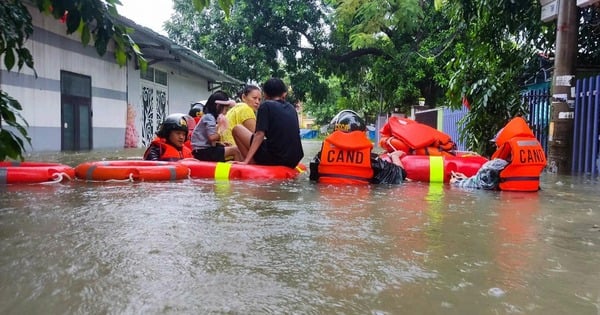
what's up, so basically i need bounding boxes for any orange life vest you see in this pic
[494,137,546,192]
[144,137,193,161]
[379,117,455,156]
[318,131,374,184]
[491,117,546,191]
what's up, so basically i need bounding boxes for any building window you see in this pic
[141,67,168,86]
[140,67,154,82]
[155,70,168,86]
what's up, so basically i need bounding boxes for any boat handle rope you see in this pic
[41,172,73,185]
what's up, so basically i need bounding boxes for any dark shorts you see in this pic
[193,146,225,162]
[251,135,280,166]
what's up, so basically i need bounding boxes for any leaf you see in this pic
[66,10,81,34]
[434,0,445,11]
[115,48,127,66]
[81,24,91,46]
[4,48,15,70]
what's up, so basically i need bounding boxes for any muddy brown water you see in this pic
[1,141,599,314]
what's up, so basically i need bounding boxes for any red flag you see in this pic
[462,96,470,110]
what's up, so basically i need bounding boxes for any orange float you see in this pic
[400,153,488,183]
[178,158,306,180]
[0,161,75,184]
[75,160,189,181]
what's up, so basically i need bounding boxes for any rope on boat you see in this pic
[41,172,73,184]
[102,173,136,182]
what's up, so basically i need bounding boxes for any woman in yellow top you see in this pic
[220,85,261,144]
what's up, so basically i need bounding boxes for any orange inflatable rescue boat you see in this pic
[75,160,189,181]
[178,159,306,180]
[399,153,488,183]
[0,161,75,184]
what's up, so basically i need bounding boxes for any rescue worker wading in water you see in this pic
[451,116,546,191]
[309,110,407,184]
[143,113,193,161]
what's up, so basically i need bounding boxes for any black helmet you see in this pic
[329,110,366,133]
[157,113,189,138]
[188,102,204,118]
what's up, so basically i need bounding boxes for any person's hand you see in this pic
[233,160,249,165]
[389,150,406,167]
[450,171,467,184]
[389,150,407,158]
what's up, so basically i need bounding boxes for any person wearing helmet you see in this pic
[188,102,204,123]
[143,113,193,161]
[309,110,407,184]
[451,116,546,191]
[190,91,242,162]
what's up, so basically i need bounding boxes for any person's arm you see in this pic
[242,118,256,133]
[239,131,265,164]
[371,153,406,184]
[388,150,406,168]
[309,151,321,181]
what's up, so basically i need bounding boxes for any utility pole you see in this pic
[547,0,578,174]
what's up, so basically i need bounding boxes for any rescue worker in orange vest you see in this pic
[451,116,546,191]
[491,116,546,191]
[143,113,194,161]
[309,110,407,184]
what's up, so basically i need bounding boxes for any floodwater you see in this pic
[0,141,599,314]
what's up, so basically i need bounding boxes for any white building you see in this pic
[0,4,242,152]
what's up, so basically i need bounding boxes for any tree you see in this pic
[316,0,456,120]
[165,0,330,102]
[440,0,549,156]
[1,0,144,161]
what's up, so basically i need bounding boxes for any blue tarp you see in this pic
[300,129,318,139]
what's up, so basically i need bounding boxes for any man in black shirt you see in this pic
[232,78,304,169]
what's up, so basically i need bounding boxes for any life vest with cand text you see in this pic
[494,137,546,192]
[318,131,374,184]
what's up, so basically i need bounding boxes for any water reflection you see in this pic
[0,143,599,314]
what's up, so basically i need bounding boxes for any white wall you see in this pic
[168,70,211,115]
[1,4,127,151]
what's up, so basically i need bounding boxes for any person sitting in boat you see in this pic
[232,78,304,169]
[220,85,262,145]
[190,90,243,162]
[451,116,546,191]
[309,110,407,184]
[143,113,193,161]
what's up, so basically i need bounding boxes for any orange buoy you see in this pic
[0,162,75,184]
[178,158,305,180]
[74,160,189,181]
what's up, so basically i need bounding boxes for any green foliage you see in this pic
[1,1,35,73]
[327,1,451,114]
[442,0,546,156]
[0,91,30,161]
[1,0,147,161]
[165,0,329,101]
[1,0,34,161]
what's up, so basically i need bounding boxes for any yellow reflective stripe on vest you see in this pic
[214,162,231,180]
[429,156,444,183]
